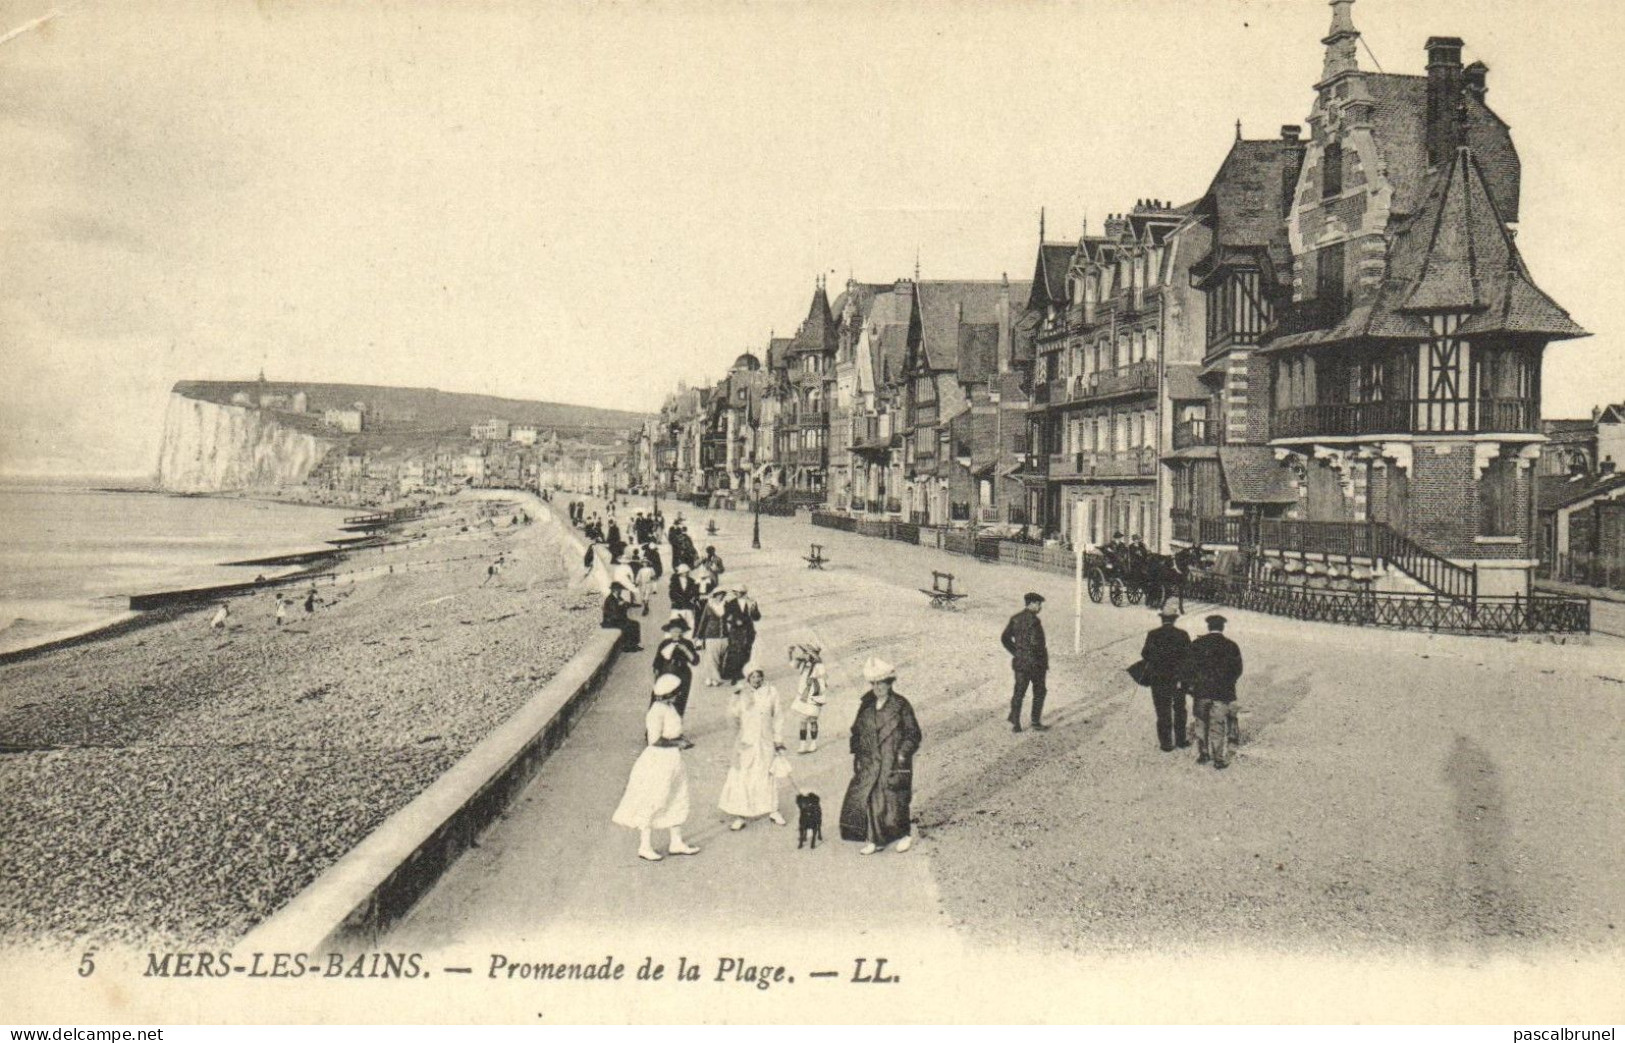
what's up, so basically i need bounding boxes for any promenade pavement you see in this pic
[390,499,1625,1005]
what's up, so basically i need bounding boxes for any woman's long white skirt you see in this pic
[612,747,690,830]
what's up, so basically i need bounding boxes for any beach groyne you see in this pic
[240,494,620,953]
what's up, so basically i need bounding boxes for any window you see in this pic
[1479,453,1520,537]
[1317,242,1346,314]
[1323,141,1343,198]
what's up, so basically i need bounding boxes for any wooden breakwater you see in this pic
[128,570,339,611]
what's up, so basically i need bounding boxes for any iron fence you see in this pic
[1184,569,1587,634]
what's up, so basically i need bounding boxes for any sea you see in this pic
[0,482,352,655]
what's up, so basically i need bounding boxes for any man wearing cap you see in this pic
[1139,610,1192,752]
[1000,592,1050,732]
[1186,614,1244,769]
[839,657,922,855]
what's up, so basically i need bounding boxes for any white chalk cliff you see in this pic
[156,393,335,492]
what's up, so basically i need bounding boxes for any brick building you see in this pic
[1169,0,1586,597]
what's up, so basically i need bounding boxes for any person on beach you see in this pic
[210,603,230,630]
[273,596,287,627]
[839,658,921,855]
[601,584,643,652]
[652,614,701,725]
[1186,615,1243,769]
[304,587,318,614]
[694,589,730,686]
[788,643,828,753]
[719,662,788,831]
[669,564,698,631]
[1000,592,1050,733]
[612,674,700,862]
[1139,610,1192,752]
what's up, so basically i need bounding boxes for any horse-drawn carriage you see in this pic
[1086,543,1207,612]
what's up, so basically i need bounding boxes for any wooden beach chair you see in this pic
[804,543,828,570]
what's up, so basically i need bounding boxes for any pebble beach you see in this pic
[0,495,598,947]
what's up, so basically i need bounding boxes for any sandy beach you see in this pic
[0,493,598,947]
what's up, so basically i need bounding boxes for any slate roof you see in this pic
[1027,243,1076,309]
[916,280,1027,373]
[1218,446,1298,504]
[790,284,836,356]
[1537,472,1625,514]
[956,322,1001,385]
[1269,146,1585,351]
[1190,138,1304,288]
[864,287,915,386]
[1164,364,1208,402]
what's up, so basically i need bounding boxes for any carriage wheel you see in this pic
[1109,577,1125,607]
[1087,568,1105,604]
[1127,582,1145,606]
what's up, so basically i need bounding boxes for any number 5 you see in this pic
[78,952,95,977]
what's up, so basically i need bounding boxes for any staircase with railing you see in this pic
[1179,515,1479,602]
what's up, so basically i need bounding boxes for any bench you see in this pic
[804,543,828,570]
[920,570,966,609]
[706,521,719,536]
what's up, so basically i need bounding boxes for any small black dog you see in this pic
[795,792,823,849]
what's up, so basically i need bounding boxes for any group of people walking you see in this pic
[578,493,1252,871]
[571,497,924,863]
[1000,590,1246,767]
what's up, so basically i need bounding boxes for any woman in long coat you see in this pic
[693,589,730,687]
[839,657,922,855]
[718,589,760,684]
[612,674,701,862]
[718,662,787,830]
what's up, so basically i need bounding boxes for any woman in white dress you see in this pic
[612,674,702,862]
[718,662,787,831]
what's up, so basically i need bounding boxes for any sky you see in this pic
[1,0,1620,476]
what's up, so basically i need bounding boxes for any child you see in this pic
[788,643,828,753]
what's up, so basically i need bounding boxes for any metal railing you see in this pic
[1177,515,1479,602]
[1172,418,1215,450]
[1271,398,1537,439]
[1185,569,1586,634]
[1539,550,1625,592]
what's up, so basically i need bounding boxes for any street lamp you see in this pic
[752,481,762,549]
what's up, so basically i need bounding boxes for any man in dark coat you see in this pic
[1140,610,1191,752]
[643,541,664,580]
[1186,614,1243,769]
[1000,592,1049,732]
[600,585,642,653]
[839,658,922,854]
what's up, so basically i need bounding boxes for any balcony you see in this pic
[1090,360,1158,400]
[794,410,829,428]
[790,448,826,467]
[1048,448,1158,480]
[1172,418,1216,450]
[1271,398,1538,440]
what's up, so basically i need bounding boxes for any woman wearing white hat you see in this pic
[612,673,700,862]
[839,657,922,854]
[718,661,787,831]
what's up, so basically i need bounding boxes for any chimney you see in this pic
[1464,60,1488,100]
[1281,124,1302,143]
[1426,36,1466,167]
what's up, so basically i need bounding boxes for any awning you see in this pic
[1218,446,1298,504]
[1163,445,1220,461]
[1164,364,1208,402]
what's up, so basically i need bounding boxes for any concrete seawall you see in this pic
[240,492,620,953]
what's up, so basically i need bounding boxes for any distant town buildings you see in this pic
[323,408,364,433]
